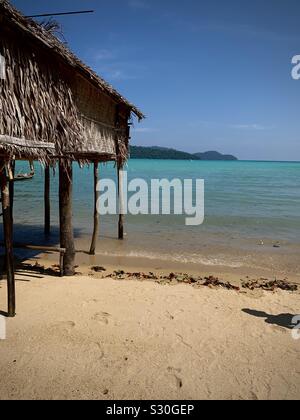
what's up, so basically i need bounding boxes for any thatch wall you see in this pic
[0,27,82,163]
[73,73,119,159]
[0,0,144,165]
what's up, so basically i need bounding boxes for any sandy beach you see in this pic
[1,0,300,405]
[0,257,300,400]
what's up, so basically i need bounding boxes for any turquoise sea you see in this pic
[6,159,300,273]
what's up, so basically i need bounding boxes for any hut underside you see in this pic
[0,0,144,318]
[0,148,126,319]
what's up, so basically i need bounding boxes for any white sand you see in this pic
[0,274,300,400]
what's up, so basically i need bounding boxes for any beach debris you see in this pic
[91,266,107,273]
[112,270,126,280]
[201,276,240,291]
[104,270,240,291]
[242,279,297,292]
[93,267,298,294]
[108,271,159,280]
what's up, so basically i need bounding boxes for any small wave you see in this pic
[95,249,245,268]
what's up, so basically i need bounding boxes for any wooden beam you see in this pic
[0,243,66,253]
[44,165,50,235]
[89,162,100,255]
[0,161,16,317]
[0,135,55,150]
[59,161,75,276]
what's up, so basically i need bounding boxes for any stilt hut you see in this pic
[0,0,144,317]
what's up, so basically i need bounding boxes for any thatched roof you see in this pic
[0,0,144,120]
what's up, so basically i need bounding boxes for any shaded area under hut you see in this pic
[0,0,144,317]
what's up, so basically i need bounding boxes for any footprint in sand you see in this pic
[92,342,105,360]
[167,367,183,389]
[82,299,99,307]
[50,321,76,334]
[166,311,175,320]
[92,312,111,325]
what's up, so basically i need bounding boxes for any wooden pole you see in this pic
[44,165,50,235]
[9,160,15,220]
[114,105,125,240]
[118,164,124,240]
[89,162,100,255]
[59,160,75,276]
[0,161,16,317]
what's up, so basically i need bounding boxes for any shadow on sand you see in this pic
[0,224,87,316]
[0,224,86,280]
[0,223,84,263]
[242,309,296,330]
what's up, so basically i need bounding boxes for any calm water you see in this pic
[9,159,300,269]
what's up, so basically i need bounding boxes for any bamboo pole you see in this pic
[59,160,75,276]
[44,165,50,235]
[9,160,15,220]
[89,162,100,255]
[0,161,16,317]
[118,164,124,240]
[0,243,66,253]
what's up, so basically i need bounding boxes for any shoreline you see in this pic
[33,242,300,288]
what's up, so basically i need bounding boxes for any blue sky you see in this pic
[12,0,300,160]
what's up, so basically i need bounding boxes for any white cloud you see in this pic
[229,124,270,131]
[128,0,149,10]
[132,127,158,133]
[189,121,273,131]
[160,12,300,43]
[94,49,116,61]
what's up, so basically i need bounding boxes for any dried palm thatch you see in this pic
[0,0,144,120]
[0,35,82,163]
[39,18,67,43]
[0,0,144,166]
[40,18,61,34]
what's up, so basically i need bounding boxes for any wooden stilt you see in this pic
[59,160,75,276]
[44,165,50,235]
[89,162,100,255]
[118,164,124,240]
[0,161,16,317]
[9,160,15,220]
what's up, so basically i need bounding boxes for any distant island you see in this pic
[130,146,238,161]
